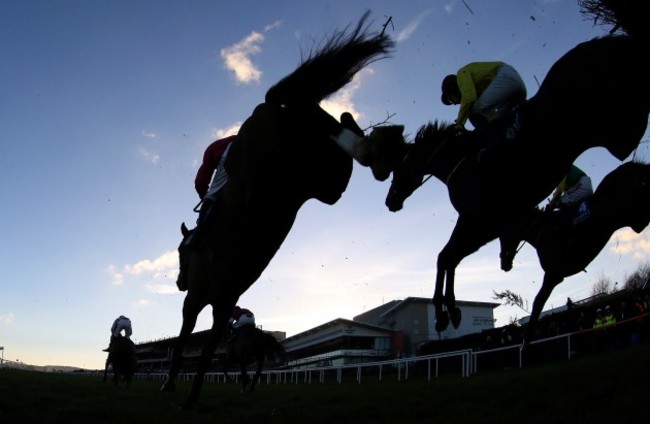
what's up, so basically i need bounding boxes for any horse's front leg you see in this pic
[444,267,462,329]
[182,299,234,408]
[240,362,250,393]
[161,296,202,393]
[522,274,563,349]
[103,358,109,383]
[250,356,264,392]
[433,266,449,332]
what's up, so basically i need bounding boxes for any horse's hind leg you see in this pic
[444,267,462,329]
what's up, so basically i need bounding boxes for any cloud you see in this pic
[107,265,125,286]
[0,313,14,324]
[137,146,160,165]
[220,21,282,85]
[320,70,367,124]
[212,123,242,139]
[124,251,178,278]
[107,250,178,287]
[221,32,264,84]
[609,228,650,260]
[134,299,153,308]
[264,20,282,32]
[141,130,156,138]
[397,10,431,43]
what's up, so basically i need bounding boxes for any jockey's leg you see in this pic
[330,112,372,166]
[186,196,216,249]
[102,335,116,352]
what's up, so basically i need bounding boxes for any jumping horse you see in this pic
[503,161,650,343]
[103,336,137,388]
[160,12,397,408]
[373,0,649,337]
[221,326,286,393]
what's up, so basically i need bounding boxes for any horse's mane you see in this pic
[265,10,394,105]
[579,0,650,41]
[414,121,455,146]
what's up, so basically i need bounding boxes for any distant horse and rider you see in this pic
[369,0,649,343]
[501,161,650,343]
[220,325,286,393]
[161,12,398,408]
[103,336,137,388]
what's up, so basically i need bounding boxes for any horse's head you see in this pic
[385,122,458,212]
[366,125,408,181]
[594,161,650,233]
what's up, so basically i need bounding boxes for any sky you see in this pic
[2,0,649,370]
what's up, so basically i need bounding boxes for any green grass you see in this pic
[1,344,649,424]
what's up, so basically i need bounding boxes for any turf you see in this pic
[1,343,649,423]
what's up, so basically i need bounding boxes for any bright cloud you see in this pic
[124,251,178,278]
[609,228,650,260]
[0,313,14,324]
[213,123,242,139]
[107,250,178,287]
[320,71,367,125]
[221,32,265,84]
[220,21,282,85]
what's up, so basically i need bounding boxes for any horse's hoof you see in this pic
[500,251,514,272]
[435,312,450,332]
[449,307,462,329]
[160,380,176,393]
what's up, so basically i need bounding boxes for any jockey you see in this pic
[176,135,237,290]
[227,306,256,343]
[500,164,593,273]
[191,134,237,244]
[546,164,593,214]
[229,306,256,329]
[441,61,526,140]
[102,315,132,352]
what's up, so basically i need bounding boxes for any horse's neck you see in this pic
[422,138,466,184]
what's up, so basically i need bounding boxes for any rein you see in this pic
[401,127,459,192]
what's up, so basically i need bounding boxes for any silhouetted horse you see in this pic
[103,336,136,388]
[221,326,286,393]
[160,12,396,408]
[375,1,649,334]
[503,161,650,344]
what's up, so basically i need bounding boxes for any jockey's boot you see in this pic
[331,112,369,165]
[340,112,364,137]
[102,337,114,352]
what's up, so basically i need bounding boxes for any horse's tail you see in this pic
[265,10,394,106]
[579,0,650,42]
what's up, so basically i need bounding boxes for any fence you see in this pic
[134,314,648,385]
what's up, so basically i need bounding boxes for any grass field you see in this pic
[1,343,649,424]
